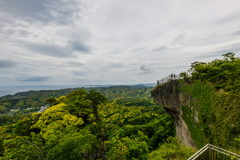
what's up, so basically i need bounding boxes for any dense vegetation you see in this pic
[0,86,152,111]
[0,86,194,159]
[179,53,240,151]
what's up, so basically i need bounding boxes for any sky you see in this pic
[0,0,240,87]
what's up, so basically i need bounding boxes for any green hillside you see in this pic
[0,86,152,111]
[179,53,240,151]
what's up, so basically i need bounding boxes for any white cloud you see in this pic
[0,0,240,88]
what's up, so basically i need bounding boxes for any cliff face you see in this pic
[151,80,196,148]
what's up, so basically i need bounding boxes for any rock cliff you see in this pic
[151,79,196,148]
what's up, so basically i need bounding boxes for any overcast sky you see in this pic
[0,0,240,87]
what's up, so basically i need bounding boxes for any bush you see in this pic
[149,136,196,160]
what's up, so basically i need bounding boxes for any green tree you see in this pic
[3,132,46,160]
[45,98,57,107]
[106,131,149,160]
[0,105,10,114]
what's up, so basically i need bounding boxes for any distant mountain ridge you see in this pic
[0,85,155,112]
[0,83,156,98]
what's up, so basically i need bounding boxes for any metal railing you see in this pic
[188,144,240,160]
[157,74,182,85]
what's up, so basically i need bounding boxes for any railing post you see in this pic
[157,74,183,85]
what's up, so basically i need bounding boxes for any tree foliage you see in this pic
[0,86,152,113]
[180,53,240,151]
[148,136,195,160]
[0,87,177,159]
[189,53,240,91]
[1,89,107,159]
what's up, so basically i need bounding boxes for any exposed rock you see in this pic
[194,109,199,123]
[151,79,197,148]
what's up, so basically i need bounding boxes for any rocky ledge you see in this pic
[151,79,196,148]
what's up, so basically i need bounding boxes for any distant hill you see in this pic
[0,85,155,111]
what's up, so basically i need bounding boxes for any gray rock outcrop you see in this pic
[151,79,196,148]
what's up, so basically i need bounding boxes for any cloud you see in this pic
[67,62,84,66]
[0,0,82,25]
[26,43,72,58]
[68,40,91,53]
[102,63,124,72]
[24,40,92,57]
[233,30,240,36]
[18,30,31,37]
[0,60,17,68]
[108,63,123,68]
[0,29,16,36]
[139,65,153,75]
[110,48,124,55]
[73,71,86,77]
[196,47,240,59]
[216,13,240,25]
[16,76,50,82]
[152,46,168,52]
[173,65,190,69]
[173,35,185,43]
[132,47,147,53]
[1,0,240,87]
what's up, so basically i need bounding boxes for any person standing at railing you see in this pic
[157,80,159,85]
[171,74,173,79]
[174,73,175,79]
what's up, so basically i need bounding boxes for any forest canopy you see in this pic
[0,86,193,160]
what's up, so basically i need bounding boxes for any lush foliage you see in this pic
[211,90,240,148]
[180,52,240,92]
[0,115,31,126]
[0,106,9,114]
[1,89,107,159]
[100,99,175,159]
[148,136,195,160]
[0,87,178,159]
[0,86,152,113]
[180,53,240,151]
[181,80,213,148]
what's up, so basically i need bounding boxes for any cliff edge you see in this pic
[151,79,196,148]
